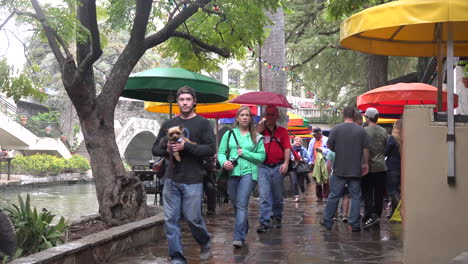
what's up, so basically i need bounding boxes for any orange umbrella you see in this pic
[197,105,258,119]
[357,83,458,115]
[287,112,310,127]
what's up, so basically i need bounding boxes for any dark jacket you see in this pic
[384,135,401,171]
[152,115,215,184]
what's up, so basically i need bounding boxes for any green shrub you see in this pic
[64,155,90,173]
[10,154,90,175]
[3,194,69,258]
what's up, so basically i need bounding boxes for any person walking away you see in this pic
[289,137,310,202]
[255,105,291,232]
[152,86,215,264]
[321,106,370,232]
[218,106,266,248]
[307,127,329,202]
[361,107,388,229]
[384,119,402,219]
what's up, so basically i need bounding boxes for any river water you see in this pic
[0,182,157,222]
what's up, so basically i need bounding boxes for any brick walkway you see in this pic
[110,188,402,264]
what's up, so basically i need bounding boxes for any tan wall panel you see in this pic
[403,106,468,264]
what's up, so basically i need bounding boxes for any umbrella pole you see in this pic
[215,118,219,154]
[446,22,455,185]
[170,103,173,119]
[436,23,443,112]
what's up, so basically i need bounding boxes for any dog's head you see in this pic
[167,125,184,141]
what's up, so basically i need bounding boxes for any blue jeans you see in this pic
[258,164,284,226]
[386,170,401,197]
[163,178,211,262]
[323,175,361,229]
[227,174,255,242]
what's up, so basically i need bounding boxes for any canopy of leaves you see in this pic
[284,0,416,107]
[0,58,47,103]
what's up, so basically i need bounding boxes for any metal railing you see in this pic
[290,108,340,123]
[0,96,70,148]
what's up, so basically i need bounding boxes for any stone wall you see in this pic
[10,214,165,264]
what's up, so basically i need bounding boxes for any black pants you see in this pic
[203,173,217,212]
[290,170,306,195]
[361,171,386,219]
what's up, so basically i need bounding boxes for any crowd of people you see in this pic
[152,86,402,264]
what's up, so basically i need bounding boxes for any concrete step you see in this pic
[75,141,90,160]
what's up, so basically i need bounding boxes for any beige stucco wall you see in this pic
[403,105,468,264]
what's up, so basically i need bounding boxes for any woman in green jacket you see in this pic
[218,106,266,248]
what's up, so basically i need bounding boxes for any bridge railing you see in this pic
[290,108,340,123]
[0,96,70,148]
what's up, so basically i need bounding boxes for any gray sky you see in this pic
[0,16,30,71]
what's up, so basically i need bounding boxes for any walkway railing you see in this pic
[0,96,70,148]
[290,108,340,123]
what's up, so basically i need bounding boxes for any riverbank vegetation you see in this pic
[2,194,69,262]
[0,154,90,176]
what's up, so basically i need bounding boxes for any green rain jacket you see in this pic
[217,128,266,181]
[312,152,329,184]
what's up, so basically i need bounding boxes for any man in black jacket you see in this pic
[152,86,215,264]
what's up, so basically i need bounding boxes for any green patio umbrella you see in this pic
[121,68,229,116]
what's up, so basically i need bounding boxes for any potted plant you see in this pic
[60,135,67,141]
[20,116,28,124]
[458,60,468,88]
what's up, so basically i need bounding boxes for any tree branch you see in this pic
[285,22,303,43]
[128,0,153,45]
[0,11,15,31]
[98,0,154,106]
[78,0,103,75]
[144,0,211,49]
[4,29,33,67]
[27,0,72,67]
[290,45,328,70]
[317,29,339,36]
[172,31,230,58]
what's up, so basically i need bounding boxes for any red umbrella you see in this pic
[229,91,293,108]
[357,83,459,115]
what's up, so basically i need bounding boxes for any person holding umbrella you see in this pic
[256,105,291,233]
[152,86,215,264]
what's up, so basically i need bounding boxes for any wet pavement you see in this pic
[110,188,402,264]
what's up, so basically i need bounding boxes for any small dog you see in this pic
[159,125,196,162]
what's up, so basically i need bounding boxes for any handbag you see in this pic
[296,162,311,174]
[216,130,239,180]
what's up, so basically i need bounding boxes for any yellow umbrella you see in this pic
[340,0,468,57]
[144,93,240,114]
[340,0,468,183]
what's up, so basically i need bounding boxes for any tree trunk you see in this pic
[261,9,287,126]
[79,100,149,226]
[367,54,388,91]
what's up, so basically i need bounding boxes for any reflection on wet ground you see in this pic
[110,190,402,264]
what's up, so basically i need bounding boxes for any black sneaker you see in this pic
[256,224,270,233]
[320,221,332,231]
[273,218,282,228]
[363,217,380,229]
[206,210,215,216]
